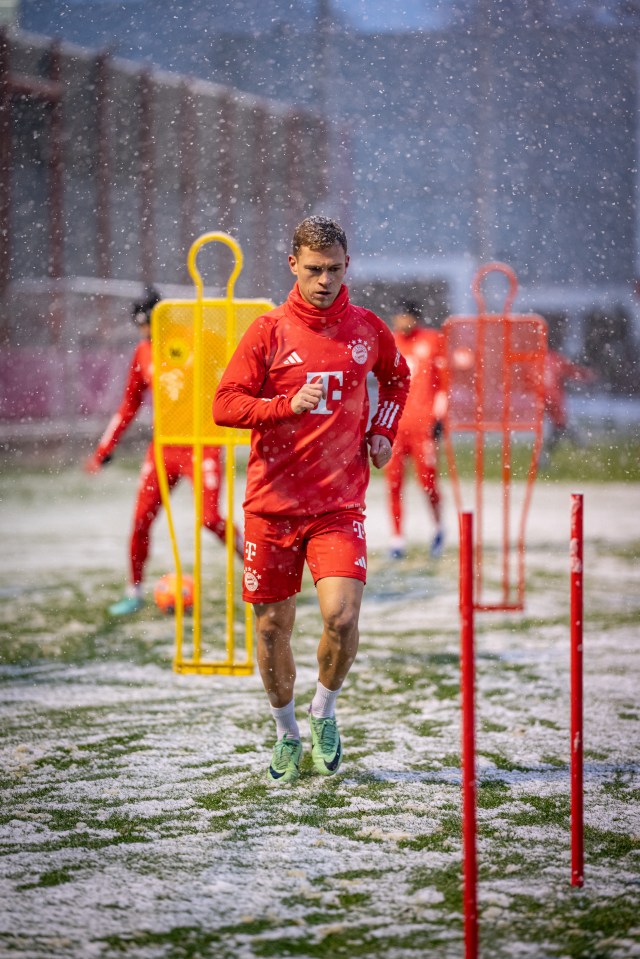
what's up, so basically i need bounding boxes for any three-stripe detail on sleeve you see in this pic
[373,401,400,430]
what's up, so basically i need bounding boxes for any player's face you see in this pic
[288,243,349,309]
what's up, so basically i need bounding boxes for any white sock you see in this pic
[270,700,300,741]
[125,584,143,599]
[310,681,341,719]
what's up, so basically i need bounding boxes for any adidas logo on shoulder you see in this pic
[283,351,303,366]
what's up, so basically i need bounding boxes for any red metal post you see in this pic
[474,317,485,605]
[570,492,584,887]
[459,511,479,959]
[501,318,513,607]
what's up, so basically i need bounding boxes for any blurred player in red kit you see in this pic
[542,348,596,463]
[85,286,242,617]
[214,216,410,784]
[383,301,447,560]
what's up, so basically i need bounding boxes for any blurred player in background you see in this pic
[85,286,242,616]
[541,348,597,464]
[383,301,447,560]
[214,216,410,785]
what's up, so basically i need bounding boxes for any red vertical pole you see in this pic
[501,318,512,607]
[460,511,479,958]
[570,492,584,887]
[474,318,485,607]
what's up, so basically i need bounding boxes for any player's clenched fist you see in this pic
[291,378,325,414]
[368,433,392,469]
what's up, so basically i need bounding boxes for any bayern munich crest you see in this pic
[244,568,260,592]
[349,338,371,365]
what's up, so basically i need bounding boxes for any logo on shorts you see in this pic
[244,568,261,592]
[352,520,365,539]
[349,338,371,365]
[354,556,367,569]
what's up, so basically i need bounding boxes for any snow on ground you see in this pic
[0,465,639,958]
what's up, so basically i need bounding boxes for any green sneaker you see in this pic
[309,714,343,775]
[108,595,145,617]
[268,735,302,784]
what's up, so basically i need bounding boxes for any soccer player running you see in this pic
[213,216,410,784]
[383,301,447,560]
[85,286,242,617]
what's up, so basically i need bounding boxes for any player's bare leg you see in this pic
[254,596,297,707]
[255,596,302,783]
[315,576,363,690]
[309,577,363,775]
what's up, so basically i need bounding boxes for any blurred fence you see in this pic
[0,27,333,459]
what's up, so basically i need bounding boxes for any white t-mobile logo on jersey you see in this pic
[353,520,365,540]
[245,541,257,562]
[307,371,343,414]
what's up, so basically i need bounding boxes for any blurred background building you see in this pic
[1,0,639,456]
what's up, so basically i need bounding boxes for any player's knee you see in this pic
[323,603,359,641]
[255,607,294,648]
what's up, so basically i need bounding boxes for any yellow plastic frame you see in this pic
[151,232,274,674]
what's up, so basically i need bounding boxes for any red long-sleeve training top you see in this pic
[394,327,447,434]
[95,339,152,462]
[213,284,411,516]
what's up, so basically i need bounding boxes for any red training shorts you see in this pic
[242,508,367,604]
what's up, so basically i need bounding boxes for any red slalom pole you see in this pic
[570,493,584,887]
[459,512,479,957]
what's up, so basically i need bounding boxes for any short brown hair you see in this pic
[291,216,348,257]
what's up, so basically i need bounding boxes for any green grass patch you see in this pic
[506,794,570,827]
[501,891,640,958]
[442,439,640,483]
[17,866,78,890]
[477,779,511,809]
[478,751,532,773]
[584,824,640,859]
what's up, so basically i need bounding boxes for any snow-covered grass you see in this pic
[0,465,639,958]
